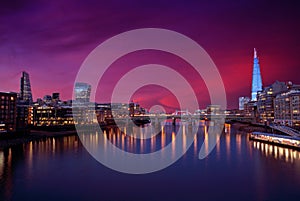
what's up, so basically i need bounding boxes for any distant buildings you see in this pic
[96,103,113,123]
[129,102,145,116]
[1,72,152,132]
[0,92,17,133]
[194,109,206,115]
[1,52,299,133]
[43,95,52,105]
[239,97,250,110]
[0,71,74,133]
[95,102,147,125]
[52,93,60,102]
[244,79,300,128]
[237,49,300,129]
[206,105,221,115]
[20,71,33,105]
[111,103,131,117]
[0,72,35,134]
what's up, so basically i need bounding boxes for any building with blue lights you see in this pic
[251,48,263,101]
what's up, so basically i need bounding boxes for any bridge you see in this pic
[109,113,254,126]
[172,110,192,116]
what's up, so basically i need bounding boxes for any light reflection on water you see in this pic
[252,140,300,163]
[0,124,300,201]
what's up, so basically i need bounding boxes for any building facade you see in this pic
[0,92,17,133]
[257,81,288,123]
[74,82,91,103]
[16,104,30,133]
[274,88,300,127]
[239,97,250,110]
[30,105,74,127]
[244,101,258,119]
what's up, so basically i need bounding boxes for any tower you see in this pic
[251,48,263,101]
[74,82,91,102]
[20,71,33,104]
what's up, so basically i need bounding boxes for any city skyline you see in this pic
[1,2,300,200]
[1,1,300,111]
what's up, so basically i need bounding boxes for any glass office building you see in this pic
[20,71,33,104]
[74,82,91,103]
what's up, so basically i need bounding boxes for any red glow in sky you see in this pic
[0,0,300,111]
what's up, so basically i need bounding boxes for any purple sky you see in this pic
[1,0,300,111]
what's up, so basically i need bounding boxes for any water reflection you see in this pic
[0,135,80,200]
[236,133,242,157]
[1,126,299,168]
[76,123,300,166]
[90,125,192,156]
[1,124,300,200]
[252,140,300,163]
[0,148,13,200]
[225,129,231,160]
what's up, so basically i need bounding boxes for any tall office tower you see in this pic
[251,48,263,101]
[20,71,33,104]
[74,82,91,102]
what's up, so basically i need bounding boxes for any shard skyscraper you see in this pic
[20,71,33,104]
[251,48,263,101]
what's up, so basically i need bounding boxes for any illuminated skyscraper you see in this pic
[73,82,93,124]
[74,82,91,102]
[20,71,33,104]
[251,48,263,101]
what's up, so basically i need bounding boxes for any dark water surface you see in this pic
[1,124,300,201]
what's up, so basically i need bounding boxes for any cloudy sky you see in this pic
[0,0,299,111]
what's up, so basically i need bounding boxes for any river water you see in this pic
[1,124,300,201]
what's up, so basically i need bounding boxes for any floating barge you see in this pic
[249,132,300,150]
